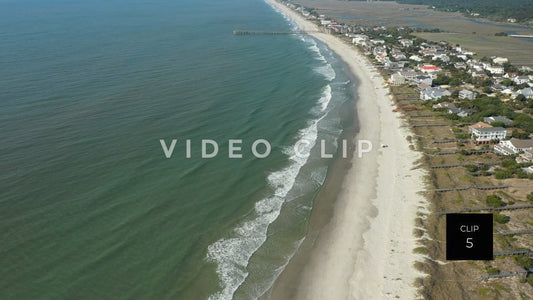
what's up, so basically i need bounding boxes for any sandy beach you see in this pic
[264,0,429,299]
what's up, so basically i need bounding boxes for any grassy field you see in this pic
[296,0,533,66]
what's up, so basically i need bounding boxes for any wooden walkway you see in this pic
[429,161,500,169]
[440,204,533,214]
[497,228,533,235]
[433,185,509,193]
[478,268,533,281]
[433,149,492,155]
[494,249,533,256]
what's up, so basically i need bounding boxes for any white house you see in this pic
[512,87,533,99]
[390,73,406,86]
[486,65,504,75]
[399,39,413,47]
[483,116,513,125]
[514,76,530,85]
[469,124,507,144]
[493,57,509,65]
[494,138,533,155]
[459,90,477,100]
[409,55,422,62]
[420,87,451,101]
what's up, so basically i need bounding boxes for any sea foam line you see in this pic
[206,3,336,300]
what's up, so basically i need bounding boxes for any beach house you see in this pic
[469,122,507,144]
[494,138,533,155]
[420,87,451,101]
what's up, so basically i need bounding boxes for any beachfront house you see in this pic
[420,87,451,101]
[483,116,513,126]
[390,73,406,86]
[469,122,507,144]
[494,138,533,155]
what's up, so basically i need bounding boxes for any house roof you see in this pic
[475,127,506,132]
[508,138,533,149]
[420,65,439,70]
[470,122,492,129]
[483,116,513,125]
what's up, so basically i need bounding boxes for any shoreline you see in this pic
[263,0,429,299]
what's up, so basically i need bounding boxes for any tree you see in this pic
[449,78,462,87]
[512,129,530,139]
[501,78,513,86]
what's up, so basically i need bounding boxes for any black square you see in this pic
[446,213,493,260]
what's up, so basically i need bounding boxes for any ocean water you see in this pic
[0,0,355,299]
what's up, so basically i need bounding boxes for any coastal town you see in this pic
[280,0,533,298]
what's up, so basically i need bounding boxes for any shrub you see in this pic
[493,213,510,224]
[486,195,506,207]
[495,171,513,179]
[527,192,533,202]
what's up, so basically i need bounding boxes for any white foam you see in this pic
[318,85,332,112]
[206,112,323,300]
[207,3,338,299]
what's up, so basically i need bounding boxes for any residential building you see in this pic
[458,90,477,100]
[449,108,475,117]
[514,76,530,85]
[420,87,451,101]
[512,87,533,99]
[483,116,513,126]
[518,149,533,163]
[390,73,405,86]
[493,57,509,65]
[399,39,413,47]
[418,64,441,74]
[486,65,504,75]
[494,138,533,155]
[469,124,507,144]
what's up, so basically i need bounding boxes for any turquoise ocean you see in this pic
[0,0,356,298]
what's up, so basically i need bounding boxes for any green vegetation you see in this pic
[494,158,533,179]
[514,256,533,269]
[527,192,533,202]
[493,212,510,224]
[394,0,533,24]
[486,194,506,207]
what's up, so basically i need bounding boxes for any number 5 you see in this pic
[466,238,473,248]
